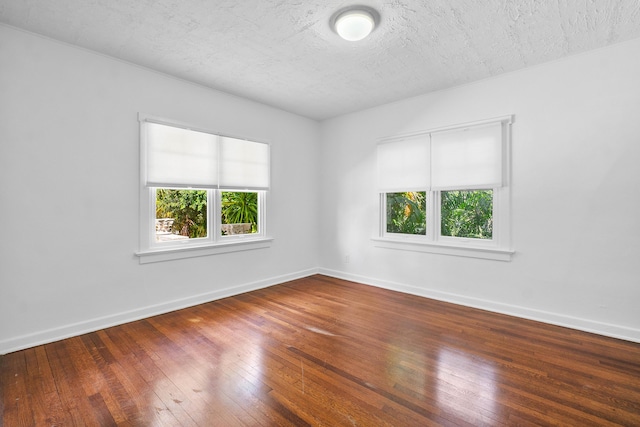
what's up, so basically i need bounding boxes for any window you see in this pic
[156,188,208,241]
[221,191,259,235]
[375,116,513,261]
[386,192,427,235]
[136,115,271,263]
[440,190,493,239]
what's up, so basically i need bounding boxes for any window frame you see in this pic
[374,116,514,261]
[136,114,272,264]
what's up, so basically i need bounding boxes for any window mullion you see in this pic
[429,190,438,243]
[210,189,218,242]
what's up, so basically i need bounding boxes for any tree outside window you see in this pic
[441,190,493,239]
[156,189,207,238]
[386,192,427,235]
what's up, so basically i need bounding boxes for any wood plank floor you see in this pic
[2,275,639,426]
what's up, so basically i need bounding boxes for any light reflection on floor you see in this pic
[146,321,267,426]
[155,304,499,424]
[436,347,499,423]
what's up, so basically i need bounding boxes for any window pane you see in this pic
[386,192,427,235]
[441,190,493,239]
[221,191,258,235]
[155,189,208,241]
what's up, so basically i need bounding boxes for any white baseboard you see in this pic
[4,267,637,354]
[0,268,319,355]
[318,268,640,344]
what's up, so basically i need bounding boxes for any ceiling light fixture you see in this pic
[333,7,377,41]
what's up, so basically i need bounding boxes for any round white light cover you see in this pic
[335,10,375,41]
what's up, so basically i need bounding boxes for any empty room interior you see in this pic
[1,1,639,425]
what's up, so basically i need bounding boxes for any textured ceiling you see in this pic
[2,0,640,120]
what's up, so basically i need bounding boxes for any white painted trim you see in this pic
[372,237,514,261]
[377,114,514,143]
[136,237,274,264]
[0,268,319,355]
[317,268,640,344]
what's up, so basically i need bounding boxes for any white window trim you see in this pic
[371,237,513,261]
[135,238,274,264]
[135,114,272,263]
[373,115,514,261]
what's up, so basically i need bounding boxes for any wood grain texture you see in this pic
[1,274,639,426]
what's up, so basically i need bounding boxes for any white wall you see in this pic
[318,38,640,342]
[0,25,321,353]
[2,24,639,354]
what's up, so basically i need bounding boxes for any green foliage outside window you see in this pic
[441,190,493,239]
[156,189,207,238]
[386,192,427,235]
[221,191,258,233]
[156,190,260,238]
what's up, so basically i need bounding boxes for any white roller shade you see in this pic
[219,136,270,189]
[431,122,503,190]
[377,135,430,192]
[145,122,218,188]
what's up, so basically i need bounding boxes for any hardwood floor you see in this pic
[2,275,639,426]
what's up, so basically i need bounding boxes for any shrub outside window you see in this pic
[156,189,208,241]
[221,191,259,236]
[440,189,493,239]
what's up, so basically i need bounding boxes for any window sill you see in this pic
[371,237,513,261]
[136,237,273,264]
